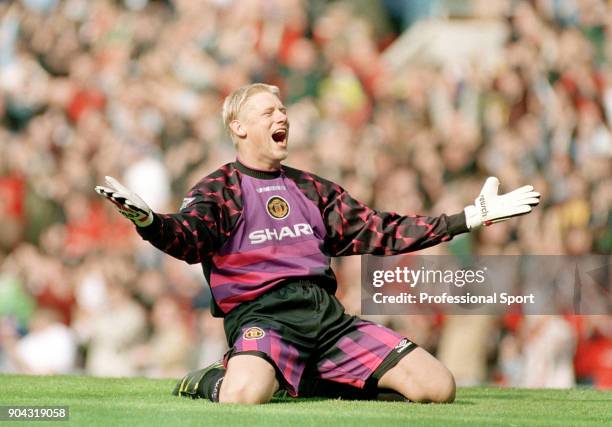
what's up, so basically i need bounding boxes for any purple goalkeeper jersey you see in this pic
[137,160,468,315]
[209,172,329,312]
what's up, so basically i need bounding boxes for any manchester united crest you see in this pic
[243,327,266,340]
[266,196,290,220]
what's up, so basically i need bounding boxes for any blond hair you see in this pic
[222,83,280,143]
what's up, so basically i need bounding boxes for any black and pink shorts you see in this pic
[222,279,417,396]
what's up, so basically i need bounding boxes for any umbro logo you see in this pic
[395,338,414,354]
[180,197,196,210]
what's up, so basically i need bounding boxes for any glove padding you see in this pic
[464,177,540,229]
[94,176,154,227]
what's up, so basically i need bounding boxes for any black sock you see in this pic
[198,367,225,402]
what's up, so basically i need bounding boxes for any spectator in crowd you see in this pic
[0,308,76,375]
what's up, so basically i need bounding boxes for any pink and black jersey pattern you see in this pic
[282,165,468,256]
[137,160,468,315]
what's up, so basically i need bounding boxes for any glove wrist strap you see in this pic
[464,205,482,230]
[135,212,154,227]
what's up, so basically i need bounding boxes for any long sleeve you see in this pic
[136,163,243,265]
[321,184,468,256]
[283,165,468,257]
[136,196,221,264]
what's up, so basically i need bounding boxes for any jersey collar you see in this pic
[234,159,282,180]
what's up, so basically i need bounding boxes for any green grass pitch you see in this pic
[0,374,610,426]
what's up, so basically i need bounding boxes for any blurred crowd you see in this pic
[0,0,610,390]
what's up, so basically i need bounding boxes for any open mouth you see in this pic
[272,129,287,143]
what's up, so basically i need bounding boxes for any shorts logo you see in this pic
[243,327,266,340]
[266,196,290,220]
[395,338,413,354]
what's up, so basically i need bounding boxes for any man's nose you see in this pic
[273,109,287,123]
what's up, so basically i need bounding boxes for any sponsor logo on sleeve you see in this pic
[180,197,196,210]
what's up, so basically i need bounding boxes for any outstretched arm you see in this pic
[95,176,219,264]
[322,187,466,256]
[320,176,539,256]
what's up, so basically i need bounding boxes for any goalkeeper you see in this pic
[95,83,540,404]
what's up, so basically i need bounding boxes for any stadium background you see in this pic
[0,0,610,391]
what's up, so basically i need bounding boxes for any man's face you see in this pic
[236,91,289,168]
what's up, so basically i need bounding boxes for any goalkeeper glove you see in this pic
[94,176,154,227]
[464,177,540,229]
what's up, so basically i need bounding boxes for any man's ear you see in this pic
[230,120,247,138]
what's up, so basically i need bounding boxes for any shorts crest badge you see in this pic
[243,327,266,340]
[266,196,290,220]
